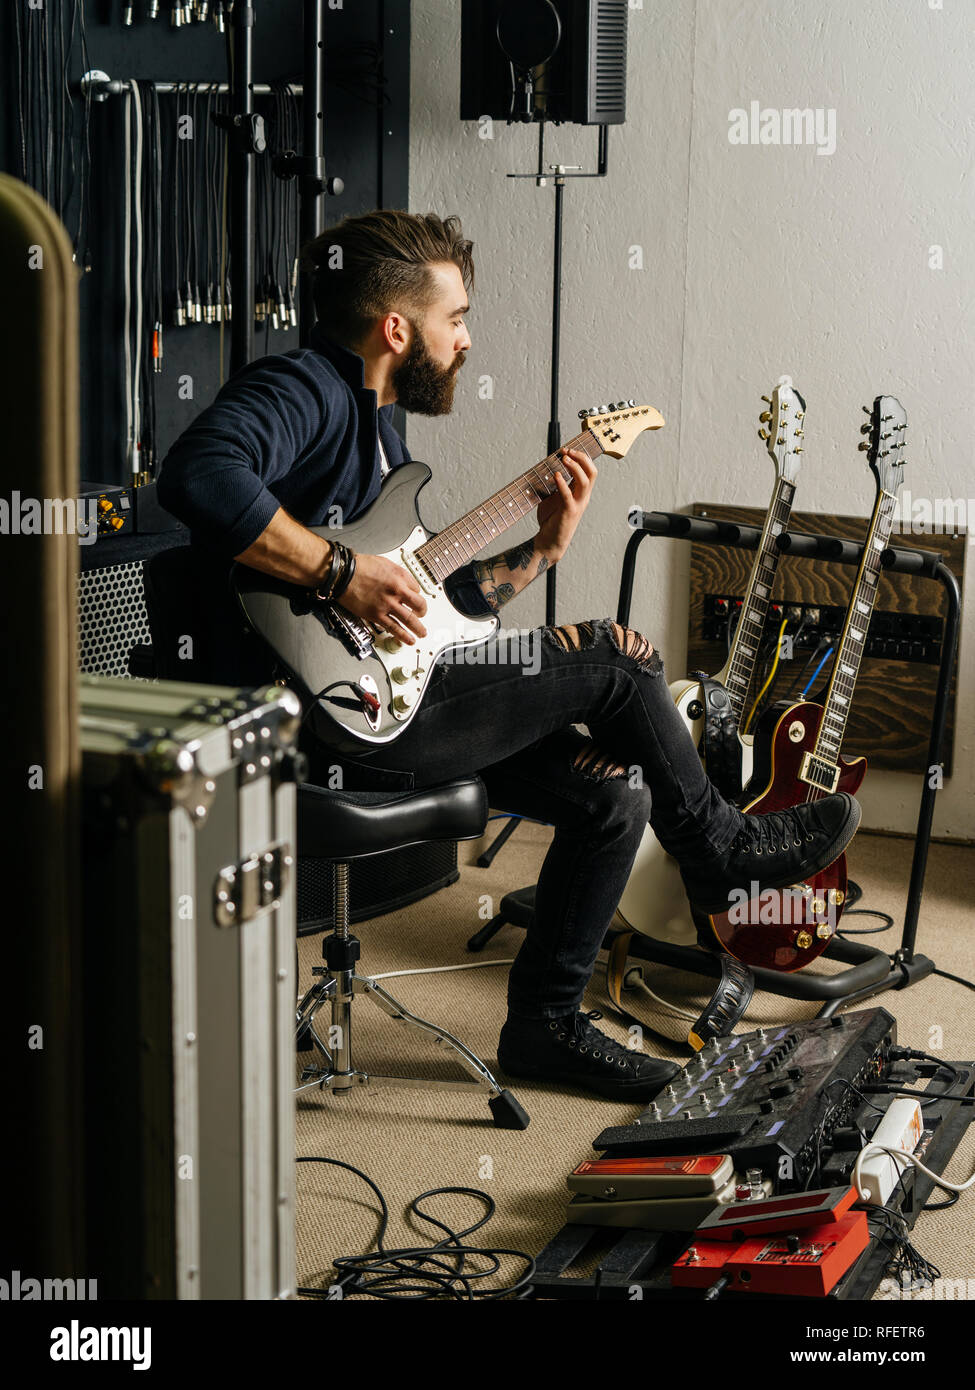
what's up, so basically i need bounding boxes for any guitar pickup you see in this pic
[799,752,840,793]
[401,547,439,597]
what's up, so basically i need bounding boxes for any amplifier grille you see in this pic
[78,560,151,677]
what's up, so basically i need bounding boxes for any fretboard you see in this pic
[722,477,797,723]
[415,430,603,581]
[812,489,898,768]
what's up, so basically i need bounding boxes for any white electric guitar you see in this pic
[616,377,805,944]
[234,401,664,750]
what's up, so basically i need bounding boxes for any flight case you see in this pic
[79,676,302,1299]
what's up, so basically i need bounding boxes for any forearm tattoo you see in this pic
[472,540,549,612]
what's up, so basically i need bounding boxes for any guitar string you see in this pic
[415,427,604,581]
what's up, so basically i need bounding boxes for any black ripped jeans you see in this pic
[305,618,741,1023]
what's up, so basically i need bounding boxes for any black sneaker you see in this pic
[680,791,861,916]
[497,1009,681,1100]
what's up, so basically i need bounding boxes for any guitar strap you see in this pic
[605,922,755,1052]
[699,677,743,799]
[605,926,689,1047]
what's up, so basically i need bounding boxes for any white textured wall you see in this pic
[408,0,974,840]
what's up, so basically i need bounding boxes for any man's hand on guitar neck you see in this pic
[234,507,428,645]
[470,447,598,613]
[535,447,598,564]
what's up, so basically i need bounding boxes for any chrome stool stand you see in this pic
[295,862,529,1130]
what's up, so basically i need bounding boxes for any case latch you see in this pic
[214,842,293,927]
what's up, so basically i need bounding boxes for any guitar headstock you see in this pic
[758,374,805,484]
[578,400,665,459]
[858,395,907,497]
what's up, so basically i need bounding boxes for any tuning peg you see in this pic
[627,398,635,407]
[758,428,770,440]
[858,441,871,451]
[598,404,609,414]
[862,405,871,415]
[759,411,772,422]
[578,410,589,419]
[761,395,771,404]
[860,423,872,434]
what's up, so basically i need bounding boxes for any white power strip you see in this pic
[857,1099,924,1205]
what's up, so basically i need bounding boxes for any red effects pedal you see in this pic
[672,1211,869,1298]
[695,1184,859,1241]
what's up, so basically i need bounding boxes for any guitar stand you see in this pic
[611,509,961,1015]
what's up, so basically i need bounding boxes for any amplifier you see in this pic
[593,1008,897,1191]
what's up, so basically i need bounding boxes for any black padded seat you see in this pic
[297,776,488,862]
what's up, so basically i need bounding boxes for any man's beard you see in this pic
[391,324,465,415]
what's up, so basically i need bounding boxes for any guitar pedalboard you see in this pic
[529,1008,975,1300]
[592,1008,897,1192]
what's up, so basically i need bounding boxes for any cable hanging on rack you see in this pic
[13,0,94,271]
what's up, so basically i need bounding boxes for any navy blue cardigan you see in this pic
[156,324,491,683]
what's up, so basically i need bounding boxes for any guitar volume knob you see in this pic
[392,691,417,713]
[391,665,411,684]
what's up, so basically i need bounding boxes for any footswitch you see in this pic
[695,1184,859,1241]
[566,1158,772,1231]
[568,1153,734,1199]
[672,1211,869,1298]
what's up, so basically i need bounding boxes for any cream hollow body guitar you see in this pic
[234,402,664,751]
[616,378,805,944]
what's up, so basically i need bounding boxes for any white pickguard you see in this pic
[374,526,499,722]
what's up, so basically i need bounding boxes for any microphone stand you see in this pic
[475,122,611,869]
[509,121,610,624]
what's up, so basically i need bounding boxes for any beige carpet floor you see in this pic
[294,822,975,1301]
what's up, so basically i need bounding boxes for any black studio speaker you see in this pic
[461,0,628,126]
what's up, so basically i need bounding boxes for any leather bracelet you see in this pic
[313,540,345,601]
[331,549,357,600]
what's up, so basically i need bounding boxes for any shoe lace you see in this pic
[729,807,814,858]
[554,1010,637,1070]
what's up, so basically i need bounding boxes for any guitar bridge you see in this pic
[799,752,840,794]
[313,602,375,660]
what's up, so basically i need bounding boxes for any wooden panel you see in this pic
[687,504,963,775]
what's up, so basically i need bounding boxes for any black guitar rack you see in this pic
[614,509,962,1012]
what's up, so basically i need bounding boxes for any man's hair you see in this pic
[300,210,474,349]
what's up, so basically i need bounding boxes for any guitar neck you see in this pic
[722,476,797,723]
[811,488,898,766]
[415,429,603,582]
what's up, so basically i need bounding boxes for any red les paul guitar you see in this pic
[705,396,908,971]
